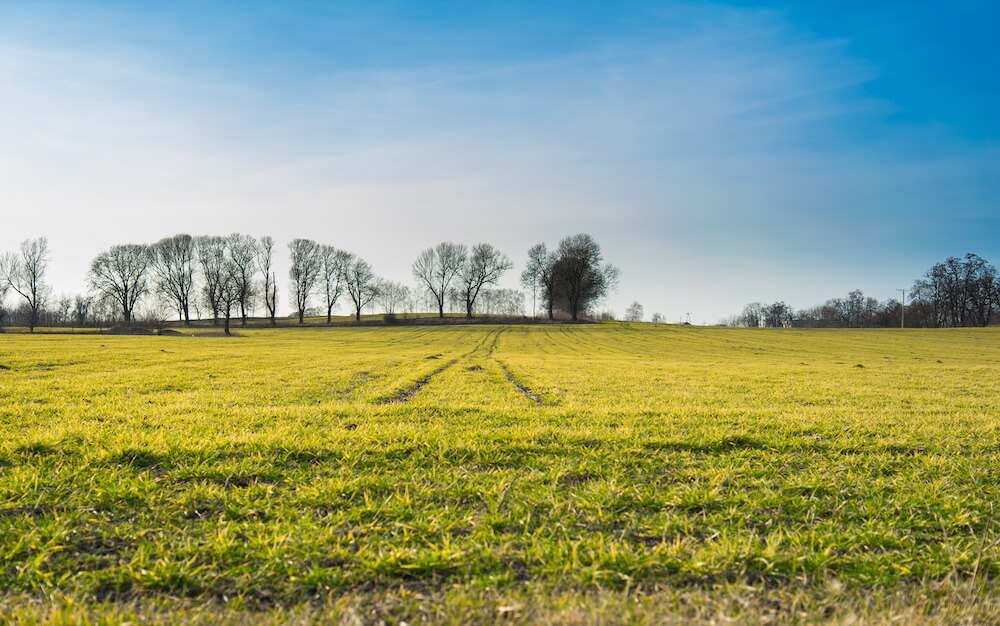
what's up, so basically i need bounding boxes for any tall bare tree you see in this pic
[539,251,559,320]
[345,255,380,321]
[196,236,227,324]
[520,243,548,318]
[151,234,197,325]
[319,245,351,324]
[553,234,619,321]
[412,242,467,318]
[88,244,152,325]
[226,233,259,326]
[1,238,50,332]
[523,243,560,320]
[217,253,242,336]
[458,243,512,318]
[288,238,322,324]
[256,235,278,325]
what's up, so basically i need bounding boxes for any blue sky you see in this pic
[1,1,997,321]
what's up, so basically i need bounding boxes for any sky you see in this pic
[1,0,998,323]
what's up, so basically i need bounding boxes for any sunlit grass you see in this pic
[1,324,998,623]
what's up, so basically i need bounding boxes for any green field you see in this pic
[1,324,999,624]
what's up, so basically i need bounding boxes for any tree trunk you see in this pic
[438,302,445,318]
[298,309,304,324]
[355,307,361,322]
[327,307,333,325]
[224,315,231,336]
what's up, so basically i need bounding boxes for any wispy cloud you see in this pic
[0,2,996,320]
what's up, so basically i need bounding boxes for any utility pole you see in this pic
[684,312,691,325]
[896,288,907,329]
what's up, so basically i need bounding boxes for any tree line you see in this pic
[0,233,619,332]
[724,253,1000,328]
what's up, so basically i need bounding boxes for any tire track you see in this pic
[375,328,502,405]
[375,357,459,404]
[495,359,544,405]
[489,331,549,405]
[487,328,506,356]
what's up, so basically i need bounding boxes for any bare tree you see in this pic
[319,245,351,324]
[288,238,322,324]
[738,302,764,327]
[52,294,72,325]
[538,250,559,320]
[256,235,278,325]
[196,236,227,324]
[553,234,619,321]
[217,254,242,336]
[378,281,410,315]
[0,278,8,327]
[651,312,664,323]
[624,301,644,322]
[345,255,379,321]
[763,301,793,327]
[477,288,525,316]
[0,238,50,332]
[88,244,152,325]
[911,253,998,327]
[226,233,259,326]
[523,242,560,320]
[89,293,119,326]
[446,286,462,314]
[151,234,197,325]
[458,243,513,318]
[520,243,547,318]
[73,294,92,327]
[412,242,467,318]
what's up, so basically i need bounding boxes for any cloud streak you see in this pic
[0,1,996,321]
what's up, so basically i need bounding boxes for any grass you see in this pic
[1,324,998,623]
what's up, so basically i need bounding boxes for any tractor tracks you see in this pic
[373,328,554,406]
[495,359,544,404]
[375,329,500,405]
[375,357,459,404]
[490,328,549,405]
